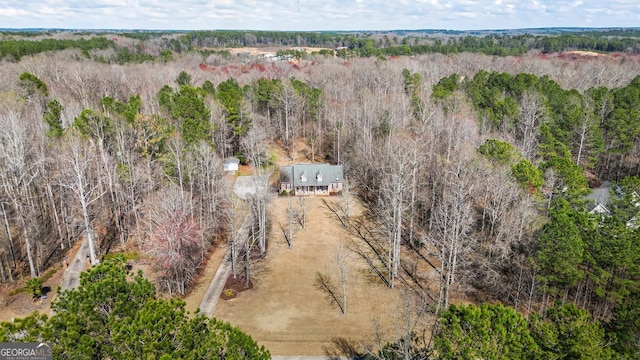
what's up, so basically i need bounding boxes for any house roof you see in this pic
[584,182,640,228]
[280,164,343,187]
[589,203,611,216]
[587,181,611,209]
[224,156,240,165]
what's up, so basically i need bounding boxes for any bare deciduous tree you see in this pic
[280,195,295,248]
[0,111,43,277]
[315,240,349,315]
[518,90,545,160]
[296,196,306,229]
[60,134,105,266]
[142,186,202,296]
[429,160,477,313]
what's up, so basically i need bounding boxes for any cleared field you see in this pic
[213,196,402,356]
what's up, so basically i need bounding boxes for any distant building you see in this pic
[586,182,639,227]
[587,182,612,216]
[280,163,343,196]
[224,156,240,174]
[589,203,611,216]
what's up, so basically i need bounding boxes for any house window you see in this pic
[300,173,307,182]
[317,173,323,182]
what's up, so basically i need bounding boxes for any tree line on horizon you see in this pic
[2,28,640,62]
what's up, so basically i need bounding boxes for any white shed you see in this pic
[224,156,240,174]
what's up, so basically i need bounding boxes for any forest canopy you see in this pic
[0,29,639,358]
[0,257,270,359]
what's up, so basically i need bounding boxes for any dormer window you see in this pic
[316,172,323,182]
[300,172,307,182]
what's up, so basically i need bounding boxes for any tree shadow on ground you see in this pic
[323,337,367,360]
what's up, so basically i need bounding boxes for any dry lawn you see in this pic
[213,196,403,356]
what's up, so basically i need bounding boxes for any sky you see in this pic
[1,0,639,31]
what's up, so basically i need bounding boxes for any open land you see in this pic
[213,195,401,356]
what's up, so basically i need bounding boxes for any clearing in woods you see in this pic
[212,140,404,356]
[212,196,402,356]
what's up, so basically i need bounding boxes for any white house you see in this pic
[223,156,240,174]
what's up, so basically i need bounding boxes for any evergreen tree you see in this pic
[175,70,192,87]
[159,85,212,146]
[0,257,270,359]
[217,78,251,154]
[434,303,539,360]
[18,72,49,98]
[530,303,616,360]
[43,99,65,138]
[536,199,585,295]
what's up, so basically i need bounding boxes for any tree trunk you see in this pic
[244,225,251,289]
[0,202,16,268]
[82,207,98,266]
[526,267,536,319]
[3,254,12,282]
[288,196,293,248]
[18,210,37,278]
[0,255,6,282]
[338,245,347,315]
[231,224,238,279]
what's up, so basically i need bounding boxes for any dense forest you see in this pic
[0,30,639,358]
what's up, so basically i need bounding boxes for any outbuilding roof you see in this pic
[224,156,240,165]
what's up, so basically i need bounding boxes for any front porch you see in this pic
[295,185,332,196]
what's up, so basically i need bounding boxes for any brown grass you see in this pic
[212,196,403,356]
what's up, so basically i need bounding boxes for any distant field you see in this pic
[203,46,335,57]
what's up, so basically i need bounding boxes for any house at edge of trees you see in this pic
[224,156,240,174]
[280,163,343,196]
[587,182,612,216]
[587,181,640,228]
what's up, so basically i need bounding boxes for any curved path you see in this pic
[198,249,232,316]
[198,208,253,315]
[199,175,255,315]
[59,232,90,291]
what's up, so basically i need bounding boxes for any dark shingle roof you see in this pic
[280,164,343,187]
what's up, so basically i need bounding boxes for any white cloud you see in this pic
[0,0,638,30]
